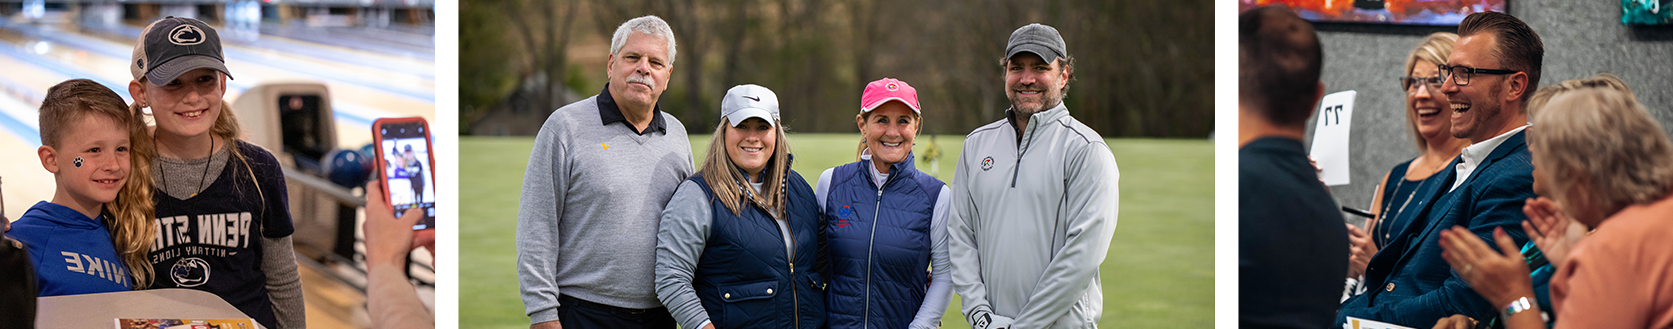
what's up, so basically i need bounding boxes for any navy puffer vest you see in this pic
[688,169,827,329]
[823,154,944,329]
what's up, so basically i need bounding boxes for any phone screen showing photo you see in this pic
[379,122,435,230]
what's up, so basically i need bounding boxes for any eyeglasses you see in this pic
[1400,75,1444,94]
[1438,64,1518,86]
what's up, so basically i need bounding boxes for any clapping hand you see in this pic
[1438,226,1534,306]
[1521,197,1585,265]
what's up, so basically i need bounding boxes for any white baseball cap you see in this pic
[720,84,780,127]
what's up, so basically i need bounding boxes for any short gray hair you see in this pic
[611,15,678,65]
[1530,85,1673,224]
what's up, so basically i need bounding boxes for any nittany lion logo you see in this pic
[171,257,211,287]
[169,24,206,46]
[981,156,995,171]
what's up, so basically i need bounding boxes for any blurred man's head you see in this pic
[1238,6,1323,130]
[1441,11,1543,143]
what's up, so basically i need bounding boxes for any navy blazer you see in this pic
[1337,130,1535,328]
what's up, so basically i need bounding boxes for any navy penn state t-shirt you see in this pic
[149,141,293,328]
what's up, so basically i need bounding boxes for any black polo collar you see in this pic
[597,83,667,135]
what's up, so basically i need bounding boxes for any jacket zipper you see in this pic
[864,184,885,327]
[863,161,901,328]
[787,210,800,329]
[1012,115,1041,187]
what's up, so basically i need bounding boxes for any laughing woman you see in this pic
[815,78,951,329]
[655,84,826,329]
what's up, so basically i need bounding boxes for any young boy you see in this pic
[5,79,140,296]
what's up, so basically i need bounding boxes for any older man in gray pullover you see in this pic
[516,15,693,329]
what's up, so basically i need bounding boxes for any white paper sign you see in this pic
[1309,90,1356,186]
[1343,316,1416,329]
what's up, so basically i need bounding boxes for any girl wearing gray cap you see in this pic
[654,84,827,329]
[125,16,304,329]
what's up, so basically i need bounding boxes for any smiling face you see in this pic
[725,117,777,182]
[1441,34,1511,143]
[1407,60,1454,143]
[857,102,919,173]
[606,32,673,111]
[139,68,226,139]
[1004,52,1068,116]
[46,114,131,211]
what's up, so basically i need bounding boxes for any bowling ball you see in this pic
[323,148,372,188]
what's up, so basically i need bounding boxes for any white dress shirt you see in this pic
[1450,124,1530,192]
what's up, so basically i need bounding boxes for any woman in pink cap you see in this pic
[814,78,952,329]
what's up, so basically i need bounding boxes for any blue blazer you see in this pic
[1337,130,1535,328]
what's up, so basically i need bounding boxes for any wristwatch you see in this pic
[1501,296,1534,319]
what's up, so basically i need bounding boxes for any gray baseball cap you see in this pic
[1005,23,1067,64]
[130,16,233,85]
[721,84,780,127]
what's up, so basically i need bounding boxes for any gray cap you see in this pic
[720,84,780,127]
[1005,23,1067,64]
[130,16,233,85]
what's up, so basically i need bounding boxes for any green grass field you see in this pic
[460,134,1212,328]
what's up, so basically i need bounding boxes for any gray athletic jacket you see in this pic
[948,104,1119,329]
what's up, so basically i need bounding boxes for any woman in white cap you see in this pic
[124,16,304,329]
[814,78,951,329]
[655,84,827,329]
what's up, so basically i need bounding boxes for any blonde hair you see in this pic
[131,77,270,286]
[699,121,792,218]
[1527,73,1632,119]
[1528,84,1673,224]
[1401,32,1458,152]
[41,79,157,289]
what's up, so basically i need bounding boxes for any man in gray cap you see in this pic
[947,23,1121,329]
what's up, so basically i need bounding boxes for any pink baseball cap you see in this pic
[860,78,921,113]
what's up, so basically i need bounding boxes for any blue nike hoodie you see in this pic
[5,201,132,296]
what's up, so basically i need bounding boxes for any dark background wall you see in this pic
[1305,0,1673,225]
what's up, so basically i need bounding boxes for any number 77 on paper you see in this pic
[1308,90,1356,186]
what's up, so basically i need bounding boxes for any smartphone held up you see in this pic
[373,117,437,230]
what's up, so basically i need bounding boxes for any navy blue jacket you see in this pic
[822,155,944,329]
[1338,130,1536,328]
[688,170,827,329]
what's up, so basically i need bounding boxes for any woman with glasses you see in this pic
[1344,32,1471,298]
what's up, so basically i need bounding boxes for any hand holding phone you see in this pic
[372,117,436,230]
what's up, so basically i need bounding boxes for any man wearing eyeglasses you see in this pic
[1336,11,1543,329]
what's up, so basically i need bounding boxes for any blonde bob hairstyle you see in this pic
[1528,84,1673,226]
[1401,32,1458,153]
[699,119,793,218]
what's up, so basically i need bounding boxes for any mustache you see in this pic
[626,74,656,90]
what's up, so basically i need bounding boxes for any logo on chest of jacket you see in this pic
[981,156,994,171]
[834,205,856,228]
[170,257,211,287]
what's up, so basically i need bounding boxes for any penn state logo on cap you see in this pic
[169,24,206,45]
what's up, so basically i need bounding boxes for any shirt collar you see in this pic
[596,83,668,135]
[1460,124,1529,167]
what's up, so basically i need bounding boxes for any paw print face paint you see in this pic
[74,157,83,167]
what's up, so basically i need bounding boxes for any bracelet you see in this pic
[1500,296,1534,319]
